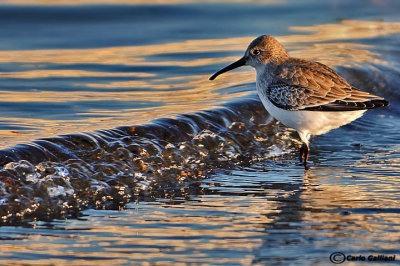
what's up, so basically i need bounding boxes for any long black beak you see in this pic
[209,57,246,80]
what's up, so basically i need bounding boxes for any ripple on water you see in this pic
[0,98,298,224]
[0,5,398,263]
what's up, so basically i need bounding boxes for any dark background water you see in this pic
[0,0,399,264]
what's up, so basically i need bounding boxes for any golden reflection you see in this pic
[0,41,252,66]
[298,161,400,242]
[0,19,399,147]
[0,195,281,265]
[0,74,253,101]
[287,20,400,43]
[0,163,397,265]
[0,21,396,68]
[0,73,252,148]
[0,70,154,79]
[289,43,387,68]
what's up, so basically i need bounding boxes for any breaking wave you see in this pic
[0,97,297,224]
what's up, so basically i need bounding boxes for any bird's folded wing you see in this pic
[268,59,388,111]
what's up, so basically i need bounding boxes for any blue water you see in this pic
[0,0,399,264]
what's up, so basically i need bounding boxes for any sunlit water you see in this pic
[0,0,399,264]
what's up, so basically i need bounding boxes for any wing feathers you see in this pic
[268,58,389,111]
[304,99,389,111]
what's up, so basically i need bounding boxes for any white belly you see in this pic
[258,93,366,136]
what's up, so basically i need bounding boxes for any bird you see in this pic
[209,35,389,168]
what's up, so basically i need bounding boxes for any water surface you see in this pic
[0,0,399,264]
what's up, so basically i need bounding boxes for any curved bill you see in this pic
[209,57,246,80]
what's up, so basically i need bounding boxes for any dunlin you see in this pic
[209,35,389,168]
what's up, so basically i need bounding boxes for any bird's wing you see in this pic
[267,58,388,111]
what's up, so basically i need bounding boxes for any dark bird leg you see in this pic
[299,143,309,169]
[299,144,305,163]
[303,144,309,168]
[298,132,311,169]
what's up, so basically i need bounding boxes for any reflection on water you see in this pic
[288,20,400,43]
[0,1,399,264]
[0,19,399,147]
[0,158,398,264]
[0,36,257,148]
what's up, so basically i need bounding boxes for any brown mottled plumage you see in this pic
[209,35,389,168]
[269,58,387,111]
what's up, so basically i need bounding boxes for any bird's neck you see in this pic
[255,62,276,85]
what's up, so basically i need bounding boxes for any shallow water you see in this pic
[0,0,399,264]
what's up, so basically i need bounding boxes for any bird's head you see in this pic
[209,35,289,80]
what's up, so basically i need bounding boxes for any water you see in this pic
[0,0,399,264]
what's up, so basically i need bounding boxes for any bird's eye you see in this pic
[252,49,261,55]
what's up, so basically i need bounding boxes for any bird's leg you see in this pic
[298,131,311,168]
[302,143,309,168]
[299,143,309,168]
[299,144,305,163]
